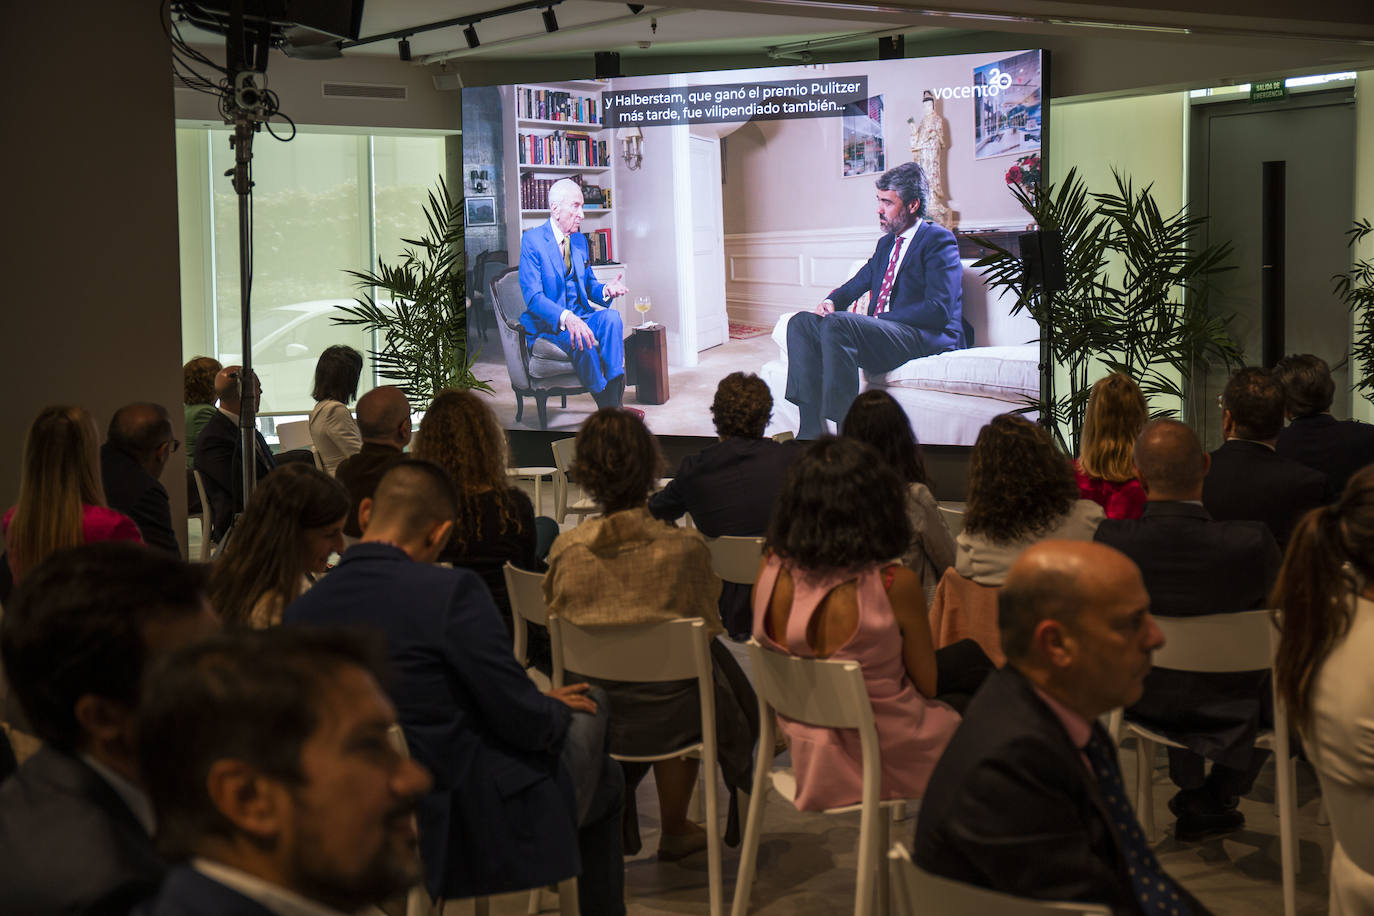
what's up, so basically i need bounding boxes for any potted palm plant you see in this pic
[332,176,490,410]
[1335,218,1374,406]
[974,167,1243,452]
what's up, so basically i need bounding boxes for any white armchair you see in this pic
[759,259,1040,445]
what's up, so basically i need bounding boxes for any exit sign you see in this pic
[1250,80,1287,102]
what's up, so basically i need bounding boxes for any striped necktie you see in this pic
[873,235,905,315]
[560,235,571,274]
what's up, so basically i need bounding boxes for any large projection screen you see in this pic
[462,50,1046,444]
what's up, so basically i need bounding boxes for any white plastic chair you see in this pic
[549,437,598,525]
[937,505,965,538]
[276,419,313,452]
[887,842,1111,915]
[770,430,795,443]
[507,466,557,517]
[705,536,765,586]
[504,563,564,686]
[1120,610,1296,916]
[191,469,216,562]
[732,639,914,916]
[548,616,723,916]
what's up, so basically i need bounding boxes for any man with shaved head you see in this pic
[101,402,179,555]
[916,541,1209,915]
[1095,419,1280,842]
[284,460,626,914]
[193,366,276,542]
[335,385,412,537]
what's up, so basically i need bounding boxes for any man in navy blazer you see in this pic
[785,161,965,438]
[284,461,625,914]
[194,366,276,542]
[137,628,434,916]
[1275,353,1374,495]
[519,178,631,409]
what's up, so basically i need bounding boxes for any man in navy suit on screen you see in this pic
[518,178,631,409]
[785,161,966,438]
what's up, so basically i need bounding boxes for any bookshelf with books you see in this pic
[501,80,618,268]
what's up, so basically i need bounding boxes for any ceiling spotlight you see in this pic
[398,37,411,61]
[463,24,479,48]
[627,3,645,12]
[542,7,559,33]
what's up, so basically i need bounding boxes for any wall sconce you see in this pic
[621,126,643,171]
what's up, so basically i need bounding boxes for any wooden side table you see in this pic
[627,324,669,405]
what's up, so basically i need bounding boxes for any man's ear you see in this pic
[1033,618,1075,669]
[428,520,454,553]
[1221,408,1235,438]
[357,498,373,535]
[1200,451,1212,479]
[205,759,286,841]
[73,695,135,749]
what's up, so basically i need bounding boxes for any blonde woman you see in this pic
[3,406,142,584]
[1076,373,1149,520]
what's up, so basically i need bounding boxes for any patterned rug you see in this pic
[729,322,772,340]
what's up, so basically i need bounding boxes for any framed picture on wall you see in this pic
[973,50,1043,160]
[465,196,497,227]
[841,95,885,178]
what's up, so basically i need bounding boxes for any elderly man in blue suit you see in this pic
[785,161,965,438]
[519,178,631,409]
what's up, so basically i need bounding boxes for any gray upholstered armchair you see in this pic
[490,267,589,429]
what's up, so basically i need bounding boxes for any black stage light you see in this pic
[464,24,480,48]
[627,4,645,12]
[542,7,559,32]
[398,38,412,60]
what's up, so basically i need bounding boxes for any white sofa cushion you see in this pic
[872,345,1039,402]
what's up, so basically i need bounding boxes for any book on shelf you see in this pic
[517,131,609,168]
[517,87,600,125]
[520,175,613,213]
[580,228,613,264]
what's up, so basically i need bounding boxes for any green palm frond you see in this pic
[1334,218,1374,404]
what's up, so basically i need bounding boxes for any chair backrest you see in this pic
[550,616,711,685]
[504,562,563,683]
[928,568,1004,666]
[888,843,1111,916]
[550,436,576,476]
[490,267,532,388]
[938,505,965,537]
[746,639,875,730]
[771,430,795,443]
[192,469,214,561]
[1150,610,1276,673]
[478,250,510,298]
[276,419,313,452]
[705,536,764,585]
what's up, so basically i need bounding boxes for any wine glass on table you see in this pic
[634,295,652,329]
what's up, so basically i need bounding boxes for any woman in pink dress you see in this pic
[1075,373,1149,520]
[3,405,142,584]
[753,436,987,811]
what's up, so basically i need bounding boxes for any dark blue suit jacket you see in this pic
[518,222,607,339]
[283,543,580,899]
[828,220,967,354]
[140,866,275,916]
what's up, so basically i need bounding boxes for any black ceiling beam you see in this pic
[340,0,567,49]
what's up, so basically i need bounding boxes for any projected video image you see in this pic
[462,50,1045,445]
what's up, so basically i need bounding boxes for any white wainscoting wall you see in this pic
[724,226,876,328]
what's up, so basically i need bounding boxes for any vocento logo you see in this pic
[930,67,1015,101]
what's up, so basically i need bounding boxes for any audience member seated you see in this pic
[1275,352,1374,495]
[284,461,625,912]
[1203,366,1330,548]
[1274,466,1374,915]
[101,402,180,556]
[1075,373,1148,520]
[841,389,955,601]
[1095,419,1281,841]
[136,628,434,916]
[649,371,802,636]
[754,437,979,810]
[3,405,142,594]
[182,355,221,474]
[337,385,412,537]
[915,541,1210,915]
[415,389,556,634]
[309,344,365,475]
[0,543,218,914]
[956,414,1104,586]
[208,464,348,628]
[194,366,276,543]
[545,408,758,860]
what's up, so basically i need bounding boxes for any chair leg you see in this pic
[561,394,567,408]
[875,812,891,916]
[705,762,723,916]
[474,898,490,916]
[515,394,524,423]
[536,393,550,430]
[556,877,577,916]
[1134,737,1157,844]
[527,888,541,915]
[730,715,775,916]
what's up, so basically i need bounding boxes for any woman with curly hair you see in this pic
[754,436,982,810]
[957,414,1104,586]
[3,406,142,586]
[1272,466,1374,912]
[1076,373,1149,519]
[183,356,221,470]
[545,408,757,860]
[413,389,553,631]
[308,344,364,475]
[841,389,955,599]
[208,463,349,628]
